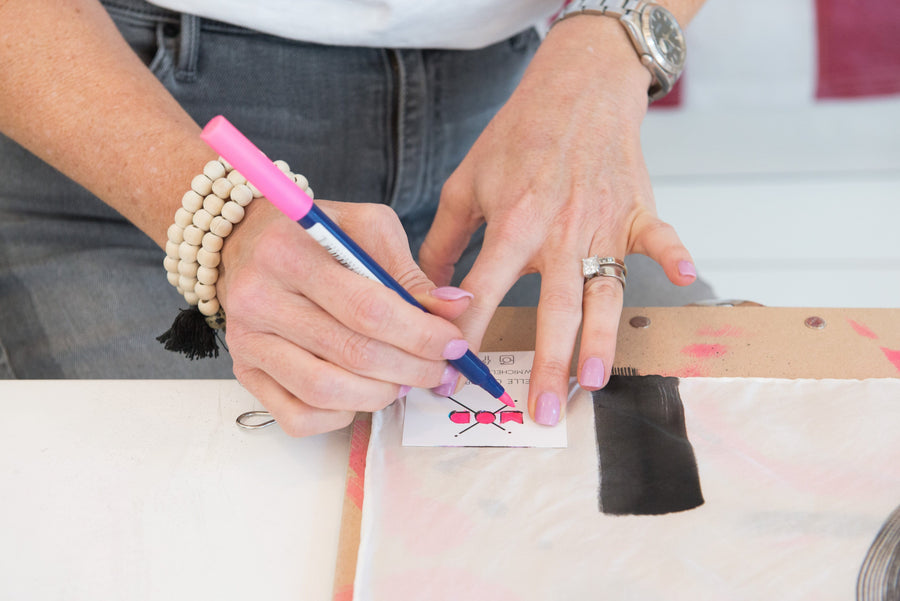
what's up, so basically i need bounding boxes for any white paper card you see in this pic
[401,351,567,448]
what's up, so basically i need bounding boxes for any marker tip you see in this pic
[499,392,515,408]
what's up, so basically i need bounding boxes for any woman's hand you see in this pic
[418,16,696,426]
[218,199,473,437]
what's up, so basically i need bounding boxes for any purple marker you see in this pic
[200,116,515,408]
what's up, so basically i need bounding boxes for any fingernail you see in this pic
[440,365,460,385]
[442,338,468,360]
[432,382,456,397]
[579,357,605,389]
[678,260,697,279]
[534,392,561,427]
[397,385,412,398]
[429,286,474,301]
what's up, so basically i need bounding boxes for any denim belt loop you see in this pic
[175,13,200,83]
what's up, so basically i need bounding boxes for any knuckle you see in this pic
[541,287,583,316]
[339,332,378,372]
[535,357,571,382]
[344,286,392,334]
[583,276,623,301]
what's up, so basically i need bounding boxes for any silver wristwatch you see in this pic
[553,0,686,102]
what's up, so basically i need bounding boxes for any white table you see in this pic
[0,380,350,601]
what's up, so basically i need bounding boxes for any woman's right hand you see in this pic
[217,199,473,437]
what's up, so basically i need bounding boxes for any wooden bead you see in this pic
[203,194,225,217]
[166,271,180,287]
[183,224,204,246]
[221,201,245,224]
[197,248,220,268]
[166,223,184,244]
[163,256,179,273]
[209,216,233,238]
[174,207,193,228]
[183,291,200,306]
[217,156,232,171]
[293,173,309,189]
[211,177,233,200]
[197,265,218,285]
[182,190,204,212]
[203,159,227,181]
[178,241,198,263]
[198,297,220,317]
[191,173,213,196]
[230,184,253,207]
[195,283,216,301]
[178,260,199,278]
[178,274,197,292]
[306,186,314,199]
[227,170,246,185]
[192,208,214,230]
[247,182,262,198]
[165,240,181,259]
[201,232,224,252]
[274,159,291,173]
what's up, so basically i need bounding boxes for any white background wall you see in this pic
[640,0,900,307]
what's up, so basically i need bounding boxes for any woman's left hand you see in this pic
[418,15,697,425]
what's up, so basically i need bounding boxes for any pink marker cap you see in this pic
[200,115,313,221]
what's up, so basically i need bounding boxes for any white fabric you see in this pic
[355,375,900,600]
[146,0,562,49]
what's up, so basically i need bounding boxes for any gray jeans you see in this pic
[0,0,712,379]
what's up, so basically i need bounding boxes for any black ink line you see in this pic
[593,375,704,516]
[447,395,477,414]
[857,503,900,601]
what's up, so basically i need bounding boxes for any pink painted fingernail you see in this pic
[534,392,561,426]
[429,286,474,301]
[432,382,456,397]
[442,338,468,360]
[579,357,605,389]
[397,385,412,398]
[678,260,697,279]
[439,365,460,385]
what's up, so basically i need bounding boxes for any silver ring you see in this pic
[582,256,627,290]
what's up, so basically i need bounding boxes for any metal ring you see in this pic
[584,264,626,290]
[582,255,627,278]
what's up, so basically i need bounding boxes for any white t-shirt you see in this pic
[146,0,562,49]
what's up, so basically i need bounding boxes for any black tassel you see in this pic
[157,307,220,359]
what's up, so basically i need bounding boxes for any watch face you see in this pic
[642,5,685,74]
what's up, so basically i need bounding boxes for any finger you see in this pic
[229,329,404,413]
[528,258,584,426]
[577,270,625,392]
[236,367,356,438]
[248,226,470,363]
[418,172,483,287]
[630,213,697,286]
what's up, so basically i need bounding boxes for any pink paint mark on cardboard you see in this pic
[682,343,729,359]
[881,347,900,372]
[848,319,879,339]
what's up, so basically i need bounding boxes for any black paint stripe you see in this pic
[593,375,704,516]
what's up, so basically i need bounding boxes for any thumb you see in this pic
[418,174,483,287]
[630,212,698,286]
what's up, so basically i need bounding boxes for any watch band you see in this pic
[560,0,642,20]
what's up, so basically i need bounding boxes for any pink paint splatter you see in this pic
[848,319,879,339]
[346,417,372,510]
[681,343,728,359]
[881,347,900,372]
[697,325,744,337]
[677,363,711,377]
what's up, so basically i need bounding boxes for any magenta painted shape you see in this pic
[475,411,495,424]
[500,412,524,424]
[449,411,470,424]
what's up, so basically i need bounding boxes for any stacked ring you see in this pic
[582,255,627,290]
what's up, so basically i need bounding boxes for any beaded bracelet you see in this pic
[158,156,313,358]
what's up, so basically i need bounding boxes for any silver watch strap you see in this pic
[563,0,643,19]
